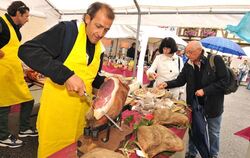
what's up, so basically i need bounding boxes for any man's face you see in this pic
[16,10,29,27]
[85,9,113,44]
[176,50,183,56]
[185,46,202,62]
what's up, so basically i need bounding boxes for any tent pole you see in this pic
[132,0,141,78]
[44,0,61,15]
[115,39,119,57]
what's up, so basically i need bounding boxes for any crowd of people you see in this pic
[1,1,249,158]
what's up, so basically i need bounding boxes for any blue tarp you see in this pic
[226,12,250,43]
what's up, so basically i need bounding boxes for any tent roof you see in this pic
[1,0,250,28]
[32,0,250,14]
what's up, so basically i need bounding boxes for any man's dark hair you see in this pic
[131,42,136,47]
[83,2,115,21]
[7,1,29,16]
[159,37,178,54]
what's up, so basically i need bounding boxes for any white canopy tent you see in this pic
[0,0,249,28]
[105,25,137,39]
[105,24,187,45]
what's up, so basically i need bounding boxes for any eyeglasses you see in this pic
[185,48,199,55]
[185,50,193,55]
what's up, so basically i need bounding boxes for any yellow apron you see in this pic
[0,15,33,106]
[37,22,102,158]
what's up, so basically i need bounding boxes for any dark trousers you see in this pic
[0,100,34,140]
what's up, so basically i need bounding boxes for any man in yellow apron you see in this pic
[0,1,38,148]
[19,2,115,157]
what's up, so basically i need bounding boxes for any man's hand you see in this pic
[157,82,167,89]
[65,74,86,96]
[0,50,5,59]
[148,72,158,80]
[195,89,204,97]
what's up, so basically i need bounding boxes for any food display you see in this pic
[119,87,189,157]
[25,69,45,85]
[153,108,189,127]
[76,77,190,158]
[137,124,184,158]
[104,56,133,71]
[86,77,130,128]
[78,77,132,157]
[134,88,166,98]
[133,88,148,97]
[128,60,134,71]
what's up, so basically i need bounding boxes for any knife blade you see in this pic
[82,92,93,104]
[101,110,123,131]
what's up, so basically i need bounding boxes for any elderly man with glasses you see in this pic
[158,41,229,158]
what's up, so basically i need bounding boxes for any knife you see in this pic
[101,110,123,131]
[83,92,94,104]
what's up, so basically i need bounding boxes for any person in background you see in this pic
[0,1,38,148]
[149,48,159,64]
[225,56,232,67]
[237,59,249,85]
[222,56,227,64]
[18,2,114,157]
[127,42,136,59]
[176,44,188,63]
[157,41,229,158]
[146,37,184,100]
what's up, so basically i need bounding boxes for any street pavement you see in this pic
[219,85,250,158]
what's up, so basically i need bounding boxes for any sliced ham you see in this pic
[93,79,113,109]
[87,77,129,127]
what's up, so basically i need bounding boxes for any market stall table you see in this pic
[49,109,191,158]
[102,64,150,85]
[48,127,188,158]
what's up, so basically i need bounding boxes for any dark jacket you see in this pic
[127,47,135,59]
[0,14,22,48]
[166,53,229,118]
[18,21,105,88]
